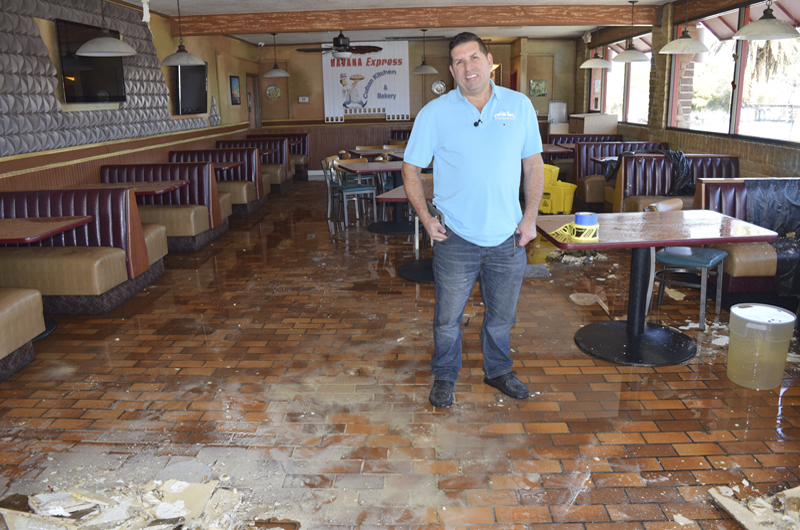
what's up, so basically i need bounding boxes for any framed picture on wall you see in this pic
[229,76,241,105]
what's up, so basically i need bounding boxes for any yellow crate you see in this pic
[526,234,558,264]
[540,181,577,214]
[543,164,559,187]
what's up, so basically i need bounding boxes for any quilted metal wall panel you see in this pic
[0,0,208,158]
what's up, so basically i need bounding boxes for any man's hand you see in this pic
[515,214,538,247]
[423,215,447,242]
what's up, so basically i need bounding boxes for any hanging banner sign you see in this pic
[322,41,410,123]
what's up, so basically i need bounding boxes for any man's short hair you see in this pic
[449,32,489,64]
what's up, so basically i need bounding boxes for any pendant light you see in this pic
[580,28,612,69]
[161,0,205,66]
[660,1,710,54]
[412,29,438,75]
[263,33,290,78]
[613,1,650,63]
[76,0,137,57]
[732,0,800,40]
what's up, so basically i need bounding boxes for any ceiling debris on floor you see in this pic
[709,483,800,530]
[0,480,251,530]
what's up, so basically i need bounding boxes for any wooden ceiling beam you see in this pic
[171,5,661,37]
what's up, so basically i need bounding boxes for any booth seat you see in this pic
[247,133,309,181]
[216,138,291,194]
[390,129,412,141]
[698,178,800,296]
[101,163,229,252]
[0,288,45,382]
[574,141,670,212]
[169,148,265,216]
[0,188,163,314]
[545,133,624,184]
[609,153,739,213]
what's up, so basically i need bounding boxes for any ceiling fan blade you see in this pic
[295,47,326,53]
[348,46,383,54]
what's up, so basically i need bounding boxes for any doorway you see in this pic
[246,74,262,130]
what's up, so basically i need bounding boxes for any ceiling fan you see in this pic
[295,31,382,59]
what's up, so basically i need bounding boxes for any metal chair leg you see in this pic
[699,267,708,331]
[715,261,724,314]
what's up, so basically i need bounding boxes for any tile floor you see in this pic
[1,182,798,529]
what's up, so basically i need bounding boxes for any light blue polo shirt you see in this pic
[404,81,542,247]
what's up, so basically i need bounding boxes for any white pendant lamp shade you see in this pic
[660,2,710,54]
[412,62,438,75]
[76,30,137,56]
[264,64,290,78]
[75,1,137,57]
[162,44,205,66]
[660,27,710,54]
[263,33,290,78]
[580,28,611,68]
[161,0,204,66]
[614,1,650,63]
[412,29,438,75]
[580,53,613,69]
[733,1,800,40]
[613,43,650,62]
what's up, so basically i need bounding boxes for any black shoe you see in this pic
[484,371,530,399]
[429,380,454,407]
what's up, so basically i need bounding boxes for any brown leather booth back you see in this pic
[574,142,669,180]
[0,188,148,278]
[246,133,308,157]
[702,180,748,220]
[621,154,739,201]
[169,148,260,198]
[101,163,212,208]
[390,129,412,141]
[547,134,623,160]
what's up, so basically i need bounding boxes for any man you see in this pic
[402,32,545,408]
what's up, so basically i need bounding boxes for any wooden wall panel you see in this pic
[259,122,412,170]
[0,126,248,192]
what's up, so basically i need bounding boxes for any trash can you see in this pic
[727,303,796,390]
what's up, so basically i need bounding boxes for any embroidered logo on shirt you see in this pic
[494,111,516,120]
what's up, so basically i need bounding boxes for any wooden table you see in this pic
[213,162,244,175]
[0,216,93,244]
[536,210,778,366]
[348,148,405,159]
[541,143,571,164]
[339,161,412,235]
[377,181,436,283]
[69,181,189,195]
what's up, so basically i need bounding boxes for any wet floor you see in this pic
[1,181,798,528]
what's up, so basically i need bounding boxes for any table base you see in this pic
[575,321,696,366]
[397,258,434,283]
[33,316,57,342]
[368,221,414,234]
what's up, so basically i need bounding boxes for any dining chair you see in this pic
[644,198,727,331]
[325,157,377,226]
[388,139,407,147]
[334,157,377,187]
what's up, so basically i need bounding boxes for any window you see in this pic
[668,0,800,143]
[600,35,652,123]
[737,36,800,142]
[627,53,652,124]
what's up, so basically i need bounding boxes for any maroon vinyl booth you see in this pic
[169,147,265,216]
[0,188,160,314]
[101,162,228,252]
[217,138,292,194]
[246,133,309,181]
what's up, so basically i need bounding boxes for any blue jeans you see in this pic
[431,230,527,383]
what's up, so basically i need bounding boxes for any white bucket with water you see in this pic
[727,303,796,390]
